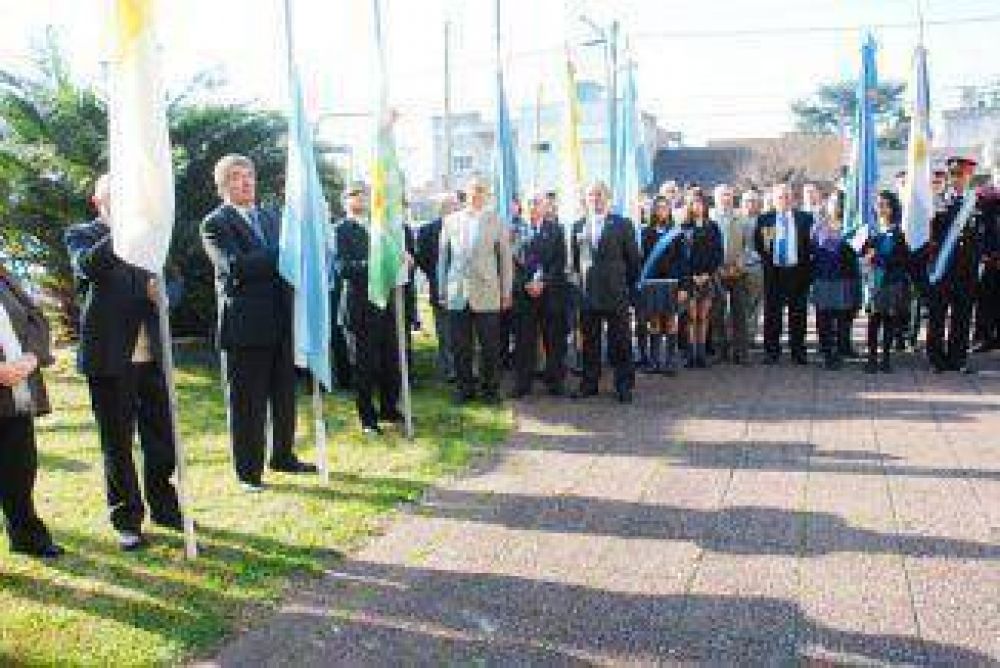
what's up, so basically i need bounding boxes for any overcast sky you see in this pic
[1,0,998,183]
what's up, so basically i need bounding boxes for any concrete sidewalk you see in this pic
[212,352,1000,665]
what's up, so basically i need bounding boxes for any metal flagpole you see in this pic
[395,283,414,439]
[155,278,197,559]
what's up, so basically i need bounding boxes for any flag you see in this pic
[278,69,332,390]
[902,45,932,249]
[613,61,649,222]
[559,51,586,228]
[844,33,879,251]
[493,69,519,225]
[107,0,174,273]
[368,0,407,310]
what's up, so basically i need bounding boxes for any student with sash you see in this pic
[926,157,986,373]
[862,191,912,374]
[638,195,689,375]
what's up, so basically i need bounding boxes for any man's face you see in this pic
[744,197,762,217]
[587,187,608,215]
[529,197,546,223]
[225,165,256,207]
[932,173,946,195]
[950,168,971,191]
[803,185,820,208]
[719,189,735,210]
[654,201,670,220]
[468,186,487,210]
[773,186,791,212]
[346,190,368,216]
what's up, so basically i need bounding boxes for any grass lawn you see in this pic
[0,329,511,666]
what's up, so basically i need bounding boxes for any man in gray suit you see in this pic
[438,177,513,403]
[571,181,642,402]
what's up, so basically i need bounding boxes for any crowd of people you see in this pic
[1,152,998,558]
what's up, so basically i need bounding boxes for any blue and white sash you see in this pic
[638,226,685,287]
[929,189,976,285]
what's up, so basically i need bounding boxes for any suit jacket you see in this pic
[200,203,292,350]
[0,267,52,418]
[64,219,163,376]
[754,210,814,279]
[512,217,567,303]
[333,217,384,332]
[438,207,513,312]
[415,217,443,305]
[928,193,986,287]
[571,213,641,312]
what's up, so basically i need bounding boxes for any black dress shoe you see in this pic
[379,410,405,424]
[547,384,566,397]
[763,355,779,366]
[453,389,476,404]
[509,387,530,399]
[152,515,184,532]
[11,541,64,560]
[270,459,318,474]
[361,423,383,435]
[570,387,598,400]
[791,354,808,366]
[616,388,633,404]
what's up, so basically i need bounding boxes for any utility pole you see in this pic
[443,19,453,191]
[608,20,619,196]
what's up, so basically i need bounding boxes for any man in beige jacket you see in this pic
[438,177,513,402]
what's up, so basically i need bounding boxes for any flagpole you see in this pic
[156,278,197,559]
[394,284,414,439]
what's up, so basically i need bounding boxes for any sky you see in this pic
[1,0,999,184]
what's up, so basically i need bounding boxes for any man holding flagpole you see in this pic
[202,155,316,490]
[98,0,195,557]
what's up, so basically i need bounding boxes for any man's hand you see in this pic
[0,354,36,387]
[147,277,161,305]
[501,294,512,310]
[403,252,414,271]
[525,280,543,298]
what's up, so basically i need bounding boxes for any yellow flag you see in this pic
[108,0,175,273]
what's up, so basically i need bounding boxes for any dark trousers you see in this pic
[0,416,52,550]
[223,341,297,485]
[580,307,634,393]
[927,283,974,370]
[763,267,809,359]
[353,304,400,427]
[974,267,1000,344]
[87,363,180,532]
[451,308,501,397]
[817,309,849,360]
[514,291,567,392]
[634,307,650,363]
[867,313,897,361]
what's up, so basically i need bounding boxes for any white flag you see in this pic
[902,45,932,250]
[108,0,175,273]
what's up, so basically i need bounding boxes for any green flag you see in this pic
[368,0,406,309]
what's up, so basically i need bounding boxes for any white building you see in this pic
[429,80,663,194]
[939,84,1000,166]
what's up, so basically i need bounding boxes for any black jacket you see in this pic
[571,213,641,312]
[513,217,567,302]
[334,218,390,332]
[64,219,164,376]
[0,267,52,418]
[414,217,442,305]
[200,204,292,350]
[754,210,814,277]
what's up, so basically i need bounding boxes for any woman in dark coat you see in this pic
[0,264,62,558]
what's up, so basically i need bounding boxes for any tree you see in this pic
[1,33,344,337]
[790,80,907,149]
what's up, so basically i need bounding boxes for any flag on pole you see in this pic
[277,69,332,390]
[559,50,586,228]
[844,33,879,251]
[902,44,932,250]
[108,0,174,272]
[368,0,407,310]
[493,70,519,225]
[613,61,649,222]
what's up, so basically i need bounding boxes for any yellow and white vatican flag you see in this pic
[108,0,175,273]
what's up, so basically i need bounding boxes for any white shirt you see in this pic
[588,214,606,247]
[0,299,32,413]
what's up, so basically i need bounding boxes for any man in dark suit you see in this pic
[200,154,316,492]
[0,264,62,558]
[571,181,642,402]
[327,218,353,391]
[754,182,814,365]
[414,194,459,381]
[334,181,404,434]
[511,191,568,398]
[64,174,181,550]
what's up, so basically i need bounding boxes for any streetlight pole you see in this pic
[443,19,453,191]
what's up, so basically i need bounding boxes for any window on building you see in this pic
[453,155,474,172]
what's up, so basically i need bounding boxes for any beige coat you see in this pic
[437,207,513,312]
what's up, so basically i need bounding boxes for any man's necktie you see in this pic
[777,214,789,266]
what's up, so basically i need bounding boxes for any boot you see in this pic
[662,333,678,376]
[865,315,880,374]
